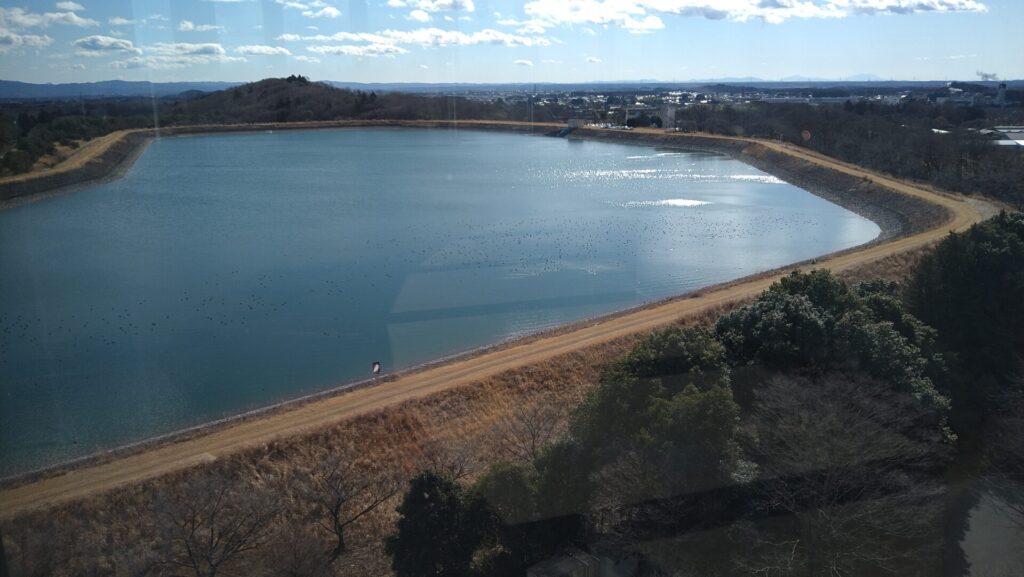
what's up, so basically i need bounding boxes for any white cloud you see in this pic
[178,20,225,32]
[841,0,987,16]
[293,54,320,62]
[111,43,245,69]
[275,0,341,18]
[110,57,145,69]
[519,0,987,28]
[236,44,291,55]
[307,43,409,56]
[278,31,394,43]
[277,22,552,61]
[586,56,601,63]
[415,0,474,11]
[622,14,662,33]
[109,17,135,26]
[496,16,550,34]
[0,28,53,51]
[55,2,85,11]
[0,7,98,28]
[303,6,341,18]
[281,27,552,50]
[419,63,429,68]
[73,34,141,55]
[423,0,475,11]
[514,58,533,66]
[409,9,431,21]
[390,0,474,12]
[379,27,552,47]
[149,42,228,56]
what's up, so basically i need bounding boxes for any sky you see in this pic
[1,0,1021,84]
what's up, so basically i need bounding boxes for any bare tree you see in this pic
[255,521,334,577]
[420,437,480,481]
[154,470,280,577]
[737,374,947,577]
[300,455,398,563]
[487,398,566,465]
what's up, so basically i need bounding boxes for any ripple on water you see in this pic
[614,199,713,208]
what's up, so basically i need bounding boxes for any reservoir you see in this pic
[0,128,879,476]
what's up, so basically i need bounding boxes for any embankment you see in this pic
[0,129,152,205]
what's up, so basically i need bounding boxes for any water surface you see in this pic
[0,128,879,475]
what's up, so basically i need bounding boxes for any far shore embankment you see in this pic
[0,117,999,517]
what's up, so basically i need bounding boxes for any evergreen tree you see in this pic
[386,471,496,577]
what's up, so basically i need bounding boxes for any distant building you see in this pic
[980,126,1024,147]
[934,93,986,107]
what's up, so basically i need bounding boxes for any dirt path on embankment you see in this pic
[0,121,997,518]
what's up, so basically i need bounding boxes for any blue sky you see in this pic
[1,0,1021,84]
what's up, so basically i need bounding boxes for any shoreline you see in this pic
[0,120,994,516]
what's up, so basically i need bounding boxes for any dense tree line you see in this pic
[675,100,1024,209]
[906,212,1024,517]
[387,215,1024,576]
[0,99,155,174]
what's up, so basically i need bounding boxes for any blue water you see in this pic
[0,128,879,476]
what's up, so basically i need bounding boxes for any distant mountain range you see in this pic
[1,78,1021,100]
[0,80,242,100]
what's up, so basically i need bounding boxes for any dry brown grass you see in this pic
[836,242,937,285]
